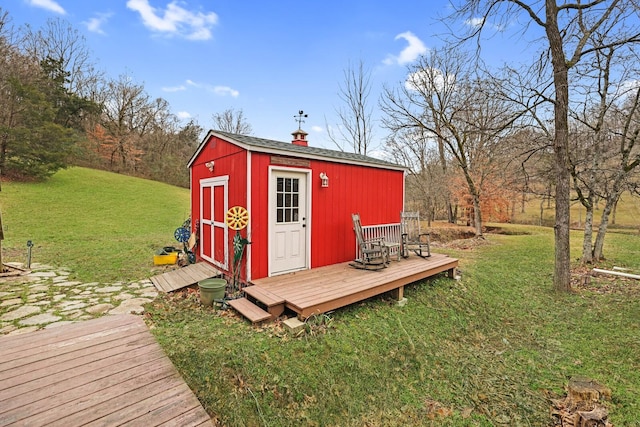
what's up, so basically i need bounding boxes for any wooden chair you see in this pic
[350,213,388,270]
[401,212,431,258]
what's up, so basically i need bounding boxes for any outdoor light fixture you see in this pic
[319,172,329,188]
[205,161,215,172]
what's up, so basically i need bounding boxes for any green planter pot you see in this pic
[198,278,227,306]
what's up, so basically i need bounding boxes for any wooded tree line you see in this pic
[0,9,201,187]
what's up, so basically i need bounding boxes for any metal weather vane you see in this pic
[294,110,308,128]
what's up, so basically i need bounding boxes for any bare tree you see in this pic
[96,74,157,170]
[591,85,640,260]
[570,40,617,264]
[326,60,373,155]
[386,128,451,224]
[381,49,519,237]
[211,108,252,135]
[451,0,640,292]
[21,17,103,99]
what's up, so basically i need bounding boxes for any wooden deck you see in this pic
[151,262,220,292]
[0,315,213,427]
[248,253,458,319]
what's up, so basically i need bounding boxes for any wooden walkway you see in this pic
[151,262,220,293]
[248,253,458,320]
[0,315,213,427]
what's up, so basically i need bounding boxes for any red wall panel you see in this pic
[309,160,404,268]
[190,135,248,276]
[249,153,272,279]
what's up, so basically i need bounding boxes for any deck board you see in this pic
[0,315,212,427]
[150,262,220,293]
[250,253,458,319]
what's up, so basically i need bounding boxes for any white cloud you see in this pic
[162,84,187,92]
[464,16,504,31]
[213,86,239,97]
[84,13,113,35]
[27,0,65,14]
[465,17,485,29]
[618,79,640,96]
[405,68,455,92]
[177,111,192,119]
[184,80,239,97]
[126,0,218,40]
[383,31,427,66]
[311,125,323,133]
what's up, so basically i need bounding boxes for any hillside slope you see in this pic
[0,167,190,282]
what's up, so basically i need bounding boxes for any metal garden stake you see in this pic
[26,240,33,268]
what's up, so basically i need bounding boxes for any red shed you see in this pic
[187,129,406,282]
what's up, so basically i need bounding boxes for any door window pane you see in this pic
[276,177,300,223]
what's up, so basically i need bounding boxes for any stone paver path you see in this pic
[0,262,159,336]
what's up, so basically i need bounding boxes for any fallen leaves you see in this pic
[423,398,454,420]
[572,265,640,296]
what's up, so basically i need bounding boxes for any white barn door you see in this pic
[200,177,228,270]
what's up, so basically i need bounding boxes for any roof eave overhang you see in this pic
[187,130,407,172]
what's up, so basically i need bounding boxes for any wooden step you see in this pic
[243,286,286,318]
[243,286,284,306]
[228,298,271,323]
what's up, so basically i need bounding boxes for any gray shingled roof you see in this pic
[211,130,404,170]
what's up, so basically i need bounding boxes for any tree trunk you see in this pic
[581,203,594,264]
[437,137,455,224]
[0,133,7,170]
[593,192,619,261]
[611,197,618,226]
[460,162,483,237]
[472,194,483,237]
[446,200,455,224]
[546,1,572,292]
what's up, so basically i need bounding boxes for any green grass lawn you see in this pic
[2,168,639,425]
[0,167,190,283]
[147,226,640,426]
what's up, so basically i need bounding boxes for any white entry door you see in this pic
[270,170,308,275]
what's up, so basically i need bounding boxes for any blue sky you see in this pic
[7,0,510,151]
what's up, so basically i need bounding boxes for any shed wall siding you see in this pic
[191,135,248,276]
[249,152,404,279]
[309,159,404,268]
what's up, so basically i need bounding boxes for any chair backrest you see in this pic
[401,212,421,241]
[352,213,365,247]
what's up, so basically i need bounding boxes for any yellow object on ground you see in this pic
[154,252,178,265]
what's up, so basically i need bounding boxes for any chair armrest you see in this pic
[364,237,386,245]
